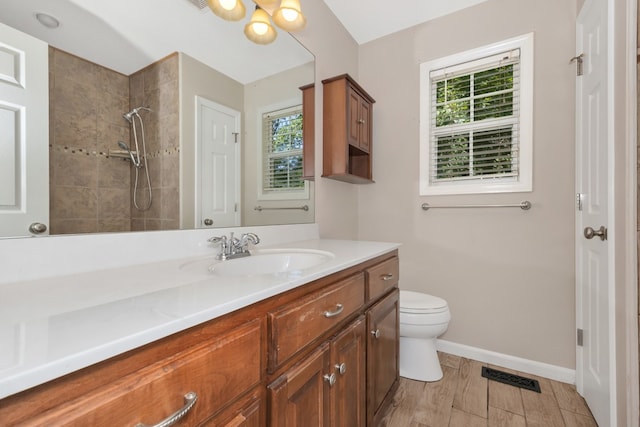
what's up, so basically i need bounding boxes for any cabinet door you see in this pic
[366,289,399,426]
[268,343,331,427]
[348,87,362,149]
[330,317,366,427]
[357,96,371,153]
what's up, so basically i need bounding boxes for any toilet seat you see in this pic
[400,290,448,314]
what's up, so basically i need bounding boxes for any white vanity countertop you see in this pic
[0,238,399,399]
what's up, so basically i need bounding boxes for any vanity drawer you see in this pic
[29,319,263,427]
[366,257,399,302]
[268,273,365,371]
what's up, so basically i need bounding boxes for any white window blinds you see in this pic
[430,49,520,184]
[262,105,304,194]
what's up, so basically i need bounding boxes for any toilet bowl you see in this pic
[399,290,451,382]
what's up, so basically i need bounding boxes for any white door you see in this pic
[0,23,49,237]
[196,97,241,228]
[575,0,613,426]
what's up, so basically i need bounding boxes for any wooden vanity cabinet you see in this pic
[367,289,400,426]
[322,74,375,184]
[21,319,264,427]
[0,251,399,427]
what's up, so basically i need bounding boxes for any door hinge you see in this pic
[570,53,584,76]
[232,132,239,143]
[576,193,583,211]
[577,328,584,347]
[234,203,238,212]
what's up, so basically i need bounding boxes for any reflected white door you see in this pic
[196,97,240,228]
[0,23,49,237]
[575,0,612,426]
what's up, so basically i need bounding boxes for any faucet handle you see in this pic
[242,233,260,245]
[208,235,227,245]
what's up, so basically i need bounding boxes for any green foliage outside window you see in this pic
[266,112,304,190]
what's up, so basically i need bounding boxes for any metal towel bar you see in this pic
[421,201,531,211]
[254,205,309,212]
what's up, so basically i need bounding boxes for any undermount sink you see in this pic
[179,249,335,277]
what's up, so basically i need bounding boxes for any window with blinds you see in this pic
[419,33,533,196]
[261,105,305,195]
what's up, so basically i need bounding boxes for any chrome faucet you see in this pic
[208,232,260,260]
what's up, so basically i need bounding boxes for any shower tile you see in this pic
[96,66,128,95]
[50,219,98,235]
[52,49,98,87]
[161,219,180,230]
[145,158,163,192]
[53,76,97,117]
[50,186,98,219]
[144,219,162,231]
[98,155,130,189]
[143,53,178,90]
[131,219,145,232]
[98,219,131,233]
[160,187,180,221]
[98,122,130,154]
[97,92,131,127]
[133,187,155,216]
[159,112,179,152]
[51,150,98,187]
[52,108,97,149]
[162,154,180,188]
[98,188,130,219]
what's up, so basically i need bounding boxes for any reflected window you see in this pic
[260,105,308,199]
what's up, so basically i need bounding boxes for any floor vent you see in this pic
[481,367,541,393]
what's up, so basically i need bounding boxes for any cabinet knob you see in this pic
[371,329,381,339]
[358,119,365,124]
[135,391,198,427]
[323,373,337,387]
[335,362,347,375]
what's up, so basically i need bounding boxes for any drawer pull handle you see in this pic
[380,273,394,281]
[135,391,198,427]
[324,303,344,318]
[324,373,337,386]
[335,362,347,375]
[371,329,381,339]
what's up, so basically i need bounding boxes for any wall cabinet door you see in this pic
[347,87,372,153]
[330,317,366,427]
[366,289,399,426]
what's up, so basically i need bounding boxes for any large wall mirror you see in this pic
[0,0,315,239]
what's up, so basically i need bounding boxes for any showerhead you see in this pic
[123,106,152,123]
[117,141,139,167]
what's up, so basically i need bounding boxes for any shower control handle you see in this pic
[29,222,47,235]
[203,218,213,226]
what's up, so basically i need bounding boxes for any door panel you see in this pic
[576,0,611,425]
[0,23,49,237]
[197,97,240,228]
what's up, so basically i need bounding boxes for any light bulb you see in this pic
[251,22,269,35]
[219,0,237,10]
[281,8,298,22]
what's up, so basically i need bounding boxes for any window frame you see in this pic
[419,33,534,196]
[257,100,309,201]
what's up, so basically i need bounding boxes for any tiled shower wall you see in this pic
[48,49,180,234]
[128,54,180,232]
[49,48,131,234]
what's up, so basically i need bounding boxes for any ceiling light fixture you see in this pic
[35,12,60,29]
[244,6,277,45]
[208,0,306,45]
[207,0,246,21]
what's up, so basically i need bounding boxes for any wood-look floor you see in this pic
[379,352,598,427]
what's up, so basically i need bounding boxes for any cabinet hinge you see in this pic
[577,328,584,347]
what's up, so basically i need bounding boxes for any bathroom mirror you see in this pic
[0,0,315,238]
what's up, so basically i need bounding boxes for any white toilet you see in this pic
[399,290,451,382]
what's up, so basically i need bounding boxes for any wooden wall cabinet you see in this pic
[0,252,399,427]
[322,74,376,184]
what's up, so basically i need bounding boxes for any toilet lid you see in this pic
[400,290,448,314]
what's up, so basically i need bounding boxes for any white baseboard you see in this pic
[436,339,576,385]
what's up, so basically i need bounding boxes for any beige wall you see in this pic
[243,62,315,226]
[294,1,361,239]
[179,53,244,229]
[357,0,577,369]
